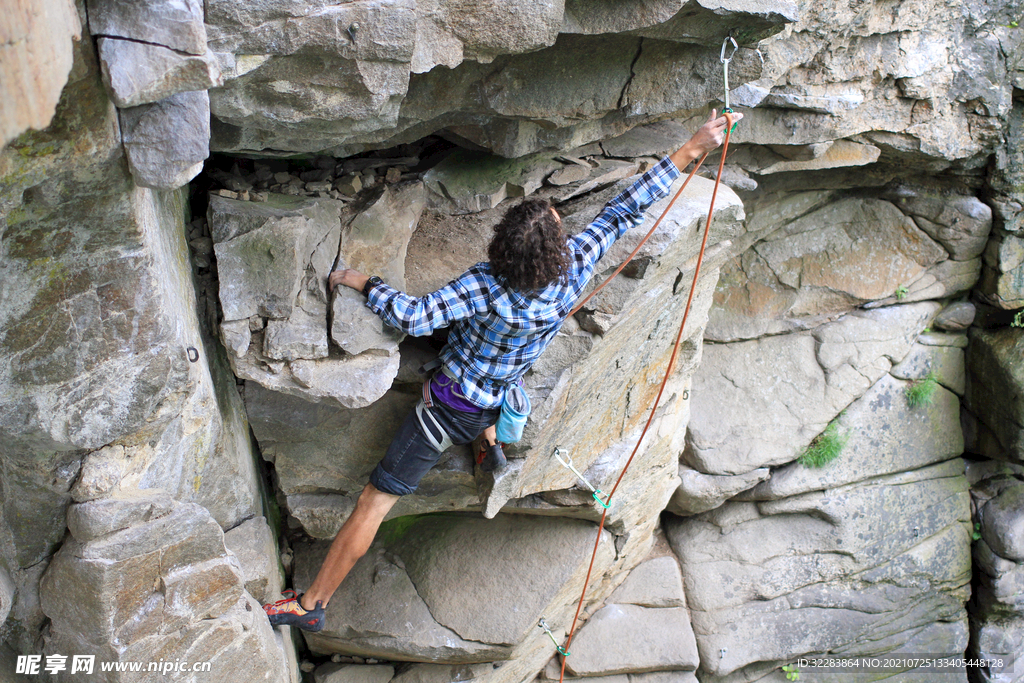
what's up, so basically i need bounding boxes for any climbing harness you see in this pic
[415,399,454,452]
[415,359,455,452]
[553,448,610,509]
[553,36,740,683]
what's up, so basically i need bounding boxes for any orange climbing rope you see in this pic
[556,111,735,682]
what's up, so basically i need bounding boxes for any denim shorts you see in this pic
[369,399,499,496]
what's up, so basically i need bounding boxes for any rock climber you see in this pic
[261,109,742,632]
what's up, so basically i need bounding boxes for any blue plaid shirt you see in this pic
[366,156,681,409]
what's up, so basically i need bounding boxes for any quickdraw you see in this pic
[552,448,610,509]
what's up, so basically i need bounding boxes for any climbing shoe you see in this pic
[480,442,507,472]
[262,589,325,632]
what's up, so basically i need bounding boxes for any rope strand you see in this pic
[557,113,734,683]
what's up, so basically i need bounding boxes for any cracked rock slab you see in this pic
[294,514,612,661]
[87,0,207,55]
[668,459,972,678]
[98,37,222,108]
[565,604,698,677]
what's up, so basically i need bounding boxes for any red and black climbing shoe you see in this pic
[262,589,325,632]
[480,442,507,472]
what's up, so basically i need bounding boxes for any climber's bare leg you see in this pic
[299,482,399,610]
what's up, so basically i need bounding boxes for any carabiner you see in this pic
[720,36,738,64]
[720,36,740,126]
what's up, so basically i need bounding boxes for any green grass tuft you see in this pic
[1013,311,1022,328]
[894,285,909,300]
[905,372,939,408]
[798,419,849,468]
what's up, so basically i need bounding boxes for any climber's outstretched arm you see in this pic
[669,109,743,171]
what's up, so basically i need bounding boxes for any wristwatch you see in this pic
[362,275,383,296]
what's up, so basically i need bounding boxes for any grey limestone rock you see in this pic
[315,663,395,683]
[97,37,222,108]
[934,302,977,331]
[565,605,698,677]
[686,303,940,476]
[220,319,252,358]
[390,663,493,683]
[890,342,967,395]
[601,120,693,159]
[233,345,400,410]
[264,304,329,361]
[70,444,129,502]
[210,193,341,322]
[40,499,267,664]
[331,183,425,355]
[1,0,80,147]
[0,566,13,626]
[980,232,1024,309]
[707,198,960,341]
[87,0,207,55]
[423,150,561,214]
[746,373,964,500]
[608,556,686,609]
[890,192,993,261]
[294,514,614,661]
[210,192,401,407]
[980,483,1024,563]
[223,516,283,604]
[65,490,176,543]
[119,90,210,190]
[666,466,771,515]
[668,459,972,678]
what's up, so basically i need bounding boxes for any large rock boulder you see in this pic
[40,494,287,682]
[746,373,963,499]
[210,191,409,409]
[331,182,426,355]
[706,198,949,340]
[97,37,222,108]
[119,91,210,190]
[293,514,614,662]
[667,458,972,678]
[86,0,207,55]
[206,2,781,157]
[686,303,939,475]
[968,467,1024,683]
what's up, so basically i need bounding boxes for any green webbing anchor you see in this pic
[538,618,570,657]
[553,448,610,509]
[720,36,739,133]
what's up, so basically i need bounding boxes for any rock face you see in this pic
[0,29,291,677]
[42,494,286,682]
[119,91,211,190]
[209,187,424,409]
[1,0,81,146]
[294,515,614,663]
[205,2,782,158]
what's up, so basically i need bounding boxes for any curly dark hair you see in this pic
[488,197,571,292]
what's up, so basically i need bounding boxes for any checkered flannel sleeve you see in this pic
[364,266,488,336]
[569,156,680,268]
